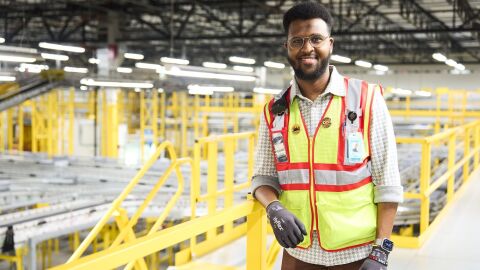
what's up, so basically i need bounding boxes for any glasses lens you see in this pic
[289,37,304,48]
[309,35,325,47]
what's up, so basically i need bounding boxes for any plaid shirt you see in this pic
[251,66,403,266]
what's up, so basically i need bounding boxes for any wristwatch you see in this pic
[374,238,394,253]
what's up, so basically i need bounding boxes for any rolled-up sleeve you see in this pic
[251,113,282,197]
[370,88,404,203]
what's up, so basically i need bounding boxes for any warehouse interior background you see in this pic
[0,0,479,269]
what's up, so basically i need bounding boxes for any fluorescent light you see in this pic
[0,76,15,81]
[157,88,164,93]
[0,37,4,44]
[188,84,234,92]
[124,53,144,60]
[432,53,447,62]
[229,56,255,64]
[415,90,432,97]
[135,62,163,70]
[253,87,282,95]
[160,57,189,65]
[445,59,457,67]
[64,66,88,73]
[373,64,389,72]
[233,65,254,72]
[41,53,69,61]
[80,86,88,91]
[0,54,36,63]
[159,67,256,82]
[454,63,465,71]
[391,88,412,96]
[202,62,227,69]
[354,60,372,68]
[188,88,214,95]
[331,54,351,63]
[264,61,285,69]
[18,63,48,73]
[88,58,100,64]
[117,67,133,73]
[39,42,85,53]
[0,45,37,54]
[80,78,154,89]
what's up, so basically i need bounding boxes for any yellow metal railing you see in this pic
[64,140,192,270]
[175,131,256,265]
[393,120,480,248]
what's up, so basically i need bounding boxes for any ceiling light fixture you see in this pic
[80,78,154,89]
[414,90,432,97]
[88,58,100,64]
[187,84,234,92]
[253,87,282,95]
[233,66,254,72]
[124,53,144,60]
[117,67,133,73]
[0,75,15,81]
[135,62,163,70]
[202,62,227,69]
[64,66,88,73]
[391,88,412,96]
[373,64,389,72]
[160,57,189,65]
[331,54,351,63]
[264,61,285,69]
[41,53,69,61]
[229,56,255,65]
[0,54,36,63]
[39,42,85,53]
[354,60,372,68]
[432,53,447,62]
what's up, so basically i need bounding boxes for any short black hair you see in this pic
[283,2,334,34]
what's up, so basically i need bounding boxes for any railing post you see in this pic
[463,127,471,182]
[206,141,218,240]
[474,125,479,170]
[447,133,456,202]
[246,201,267,270]
[224,138,235,233]
[419,141,431,234]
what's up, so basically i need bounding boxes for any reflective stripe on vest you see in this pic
[264,78,381,251]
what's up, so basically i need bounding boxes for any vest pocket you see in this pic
[315,183,377,250]
[279,190,311,248]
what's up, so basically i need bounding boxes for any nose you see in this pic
[299,38,314,54]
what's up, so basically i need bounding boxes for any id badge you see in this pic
[272,132,288,163]
[347,132,364,163]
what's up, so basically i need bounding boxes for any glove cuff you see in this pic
[266,200,282,217]
[368,246,389,266]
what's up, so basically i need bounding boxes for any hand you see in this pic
[359,246,389,270]
[266,201,307,248]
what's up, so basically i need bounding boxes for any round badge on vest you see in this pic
[322,117,332,128]
[292,124,301,134]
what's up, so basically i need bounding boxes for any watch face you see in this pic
[383,239,394,252]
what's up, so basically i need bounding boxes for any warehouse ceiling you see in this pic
[1,0,479,68]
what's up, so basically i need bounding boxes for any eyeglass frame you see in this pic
[284,34,331,50]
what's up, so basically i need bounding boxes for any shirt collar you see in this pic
[283,65,346,104]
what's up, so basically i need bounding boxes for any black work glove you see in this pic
[266,201,307,248]
[359,246,389,270]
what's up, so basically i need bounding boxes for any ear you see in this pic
[329,37,334,54]
[283,41,288,49]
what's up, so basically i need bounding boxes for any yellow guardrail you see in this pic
[175,132,256,265]
[393,120,480,248]
[62,141,192,270]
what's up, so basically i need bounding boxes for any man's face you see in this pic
[286,18,333,81]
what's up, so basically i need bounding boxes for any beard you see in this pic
[288,53,330,81]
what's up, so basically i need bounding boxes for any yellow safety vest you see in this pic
[264,78,382,251]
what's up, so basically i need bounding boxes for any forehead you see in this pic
[288,18,329,37]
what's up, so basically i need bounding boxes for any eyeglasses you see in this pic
[286,34,330,49]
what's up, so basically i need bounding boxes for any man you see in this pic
[251,2,403,270]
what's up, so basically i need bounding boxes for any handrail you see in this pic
[50,200,261,270]
[393,119,480,248]
[67,140,192,264]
